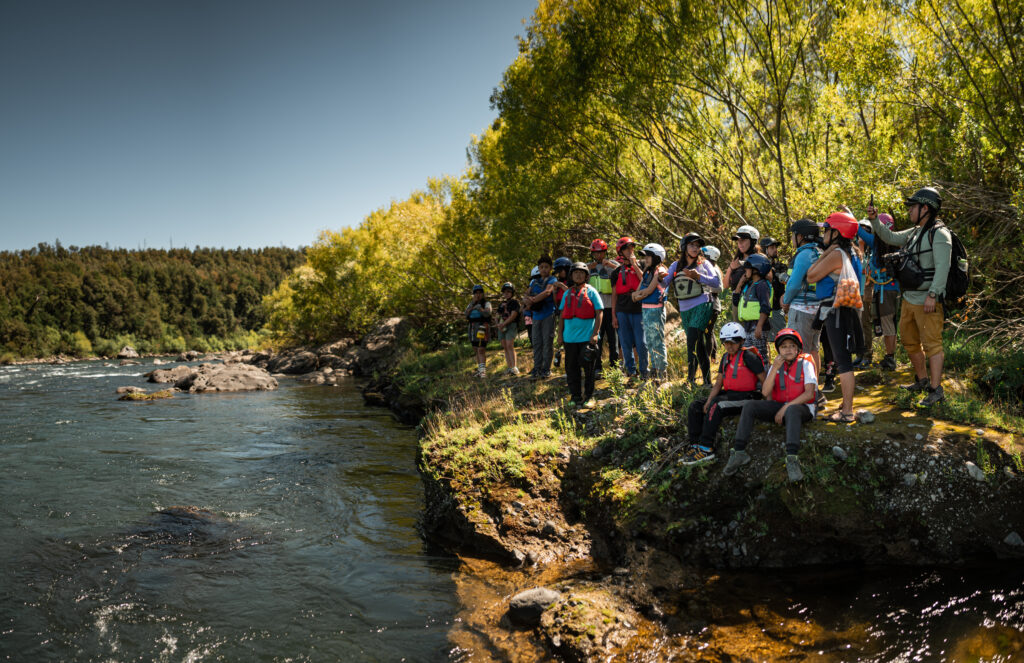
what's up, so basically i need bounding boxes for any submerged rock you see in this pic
[115,386,145,394]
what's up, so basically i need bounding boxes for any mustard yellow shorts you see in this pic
[899,301,944,358]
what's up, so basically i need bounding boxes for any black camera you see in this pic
[882,249,925,290]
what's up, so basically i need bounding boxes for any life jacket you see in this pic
[589,262,615,295]
[773,353,817,404]
[720,347,763,392]
[562,286,597,320]
[738,281,765,322]
[787,243,821,301]
[640,270,664,306]
[529,276,556,311]
[672,263,703,300]
[614,265,642,294]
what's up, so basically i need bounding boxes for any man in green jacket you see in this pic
[869,187,951,407]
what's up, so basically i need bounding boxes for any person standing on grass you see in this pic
[610,237,647,380]
[679,322,767,466]
[495,282,521,376]
[760,237,788,346]
[724,225,763,321]
[702,245,725,362]
[722,328,818,483]
[465,284,492,378]
[858,211,901,371]
[805,212,864,423]
[782,218,825,381]
[588,239,620,377]
[632,243,669,381]
[522,256,558,379]
[869,188,952,407]
[663,233,720,385]
[737,254,773,360]
[559,262,604,408]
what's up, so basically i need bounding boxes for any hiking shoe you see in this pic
[582,398,597,409]
[680,446,716,466]
[918,385,945,408]
[722,449,751,476]
[785,455,804,482]
[901,377,930,393]
[815,393,828,409]
[879,355,897,371]
[821,376,836,393]
[510,367,520,376]
[594,370,604,380]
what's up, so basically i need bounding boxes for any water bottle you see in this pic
[553,348,561,368]
[873,319,883,337]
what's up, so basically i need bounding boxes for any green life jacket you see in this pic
[738,282,764,322]
[589,263,615,295]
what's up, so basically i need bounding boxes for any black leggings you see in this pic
[686,324,712,383]
[824,307,864,375]
[705,309,719,362]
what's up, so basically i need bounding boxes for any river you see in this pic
[0,360,458,662]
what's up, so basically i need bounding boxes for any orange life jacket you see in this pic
[720,347,763,393]
[562,286,597,320]
[772,352,817,404]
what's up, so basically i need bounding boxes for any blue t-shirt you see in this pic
[559,285,605,343]
[529,276,558,320]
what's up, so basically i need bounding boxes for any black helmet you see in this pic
[680,232,705,251]
[904,187,942,212]
[553,256,573,272]
[570,261,590,278]
[742,254,772,277]
[789,218,819,238]
[759,236,779,248]
[501,281,515,293]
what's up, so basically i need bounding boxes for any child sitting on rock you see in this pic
[722,328,818,482]
[680,322,767,465]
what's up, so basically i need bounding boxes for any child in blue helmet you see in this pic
[737,254,773,359]
[465,284,493,378]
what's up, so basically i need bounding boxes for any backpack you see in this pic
[931,223,969,309]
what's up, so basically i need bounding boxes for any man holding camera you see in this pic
[869,187,952,407]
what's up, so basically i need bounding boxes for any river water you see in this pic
[0,360,458,662]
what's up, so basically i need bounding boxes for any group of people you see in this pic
[465,187,956,480]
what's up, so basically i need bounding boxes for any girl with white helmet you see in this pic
[631,243,669,380]
[724,224,764,321]
[679,322,768,466]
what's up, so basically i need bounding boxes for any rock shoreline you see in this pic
[359,334,1024,660]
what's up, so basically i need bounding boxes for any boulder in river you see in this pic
[116,386,146,394]
[117,346,139,359]
[178,350,202,362]
[173,363,277,393]
[119,359,141,366]
[267,351,319,375]
[148,365,195,384]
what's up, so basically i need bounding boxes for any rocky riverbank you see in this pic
[360,329,1024,661]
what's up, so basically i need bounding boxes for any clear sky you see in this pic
[0,0,534,251]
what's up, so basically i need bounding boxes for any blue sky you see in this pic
[0,0,534,251]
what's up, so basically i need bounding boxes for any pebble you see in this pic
[976,429,986,437]
[965,461,987,482]
[832,446,848,461]
[541,520,563,538]
[903,473,918,487]
[509,588,562,626]
[856,410,876,424]
[1005,467,1016,479]
[613,567,630,576]
[1004,532,1024,547]
[915,433,924,441]
[511,501,525,510]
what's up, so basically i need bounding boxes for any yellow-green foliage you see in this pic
[423,416,563,485]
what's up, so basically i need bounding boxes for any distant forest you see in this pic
[0,243,305,359]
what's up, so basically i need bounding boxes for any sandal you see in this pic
[828,411,856,423]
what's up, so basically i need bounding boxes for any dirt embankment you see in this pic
[364,340,1024,661]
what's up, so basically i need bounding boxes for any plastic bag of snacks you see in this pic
[835,251,863,310]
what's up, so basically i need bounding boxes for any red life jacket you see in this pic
[719,347,762,392]
[773,353,817,404]
[562,286,597,320]
[614,265,642,294]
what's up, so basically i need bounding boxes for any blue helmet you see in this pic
[553,256,573,272]
[742,254,772,278]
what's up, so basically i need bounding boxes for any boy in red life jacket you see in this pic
[558,262,605,408]
[679,322,767,466]
[722,328,818,482]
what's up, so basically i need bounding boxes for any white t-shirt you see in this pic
[774,356,818,417]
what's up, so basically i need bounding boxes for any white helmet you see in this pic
[530,266,540,277]
[638,243,666,261]
[702,245,721,262]
[732,225,761,241]
[719,321,746,343]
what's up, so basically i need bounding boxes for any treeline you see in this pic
[0,244,305,359]
[266,0,1022,346]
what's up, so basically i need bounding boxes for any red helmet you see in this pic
[615,236,636,253]
[824,212,859,239]
[774,327,804,351]
[590,239,609,252]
